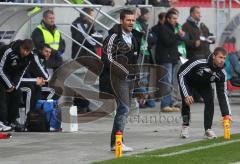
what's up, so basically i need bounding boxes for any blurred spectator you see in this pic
[71,7,98,113]
[150,12,166,47]
[71,7,96,58]
[31,10,65,70]
[169,8,187,59]
[154,10,185,112]
[0,39,33,131]
[182,6,214,60]
[134,8,153,63]
[133,7,155,108]
[224,37,240,87]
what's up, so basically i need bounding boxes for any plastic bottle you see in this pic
[223,116,231,140]
[115,130,123,158]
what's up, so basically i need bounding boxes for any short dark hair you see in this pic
[43,10,54,18]
[120,9,134,20]
[158,12,166,21]
[165,10,177,19]
[39,43,52,50]
[80,8,94,18]
[168,8,179,15]
[21,39,34,51]
[190,6,200,15]
[213,47,228,56]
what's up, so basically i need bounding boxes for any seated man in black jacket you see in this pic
[20,44,55,115]
[178,47,231,139]
[0,39,33,131]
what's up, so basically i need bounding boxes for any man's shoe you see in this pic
[171,106,180,112]
[205,129,217,139]
[122,144,133,152]
[180,126,189,138]
[0,122,12,132]
[161,106,173,112]
[111,144,133,152]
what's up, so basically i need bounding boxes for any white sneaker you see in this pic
[180,126,189,138]
[111,143,133,152]
[122,144,133,152]
[205,129,217,139]
[0,122,12,132]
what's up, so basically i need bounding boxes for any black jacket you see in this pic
[99,24,141,94]
[177,55,231,116]
[182,19,213,60]
[23,50,49,81]
[71,17,96,59]
[154,22,180,64]
[0,40,32,89]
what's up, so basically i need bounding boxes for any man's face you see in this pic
[167,14,178,27]
[20,46,31,58]
[85,11,94,24]
[41,47,52,60]
[192,8,201,22]
[212,52,226,68]
[121,14,135,33]
[43,13,55,26]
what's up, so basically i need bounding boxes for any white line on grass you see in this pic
[134,139,240,158]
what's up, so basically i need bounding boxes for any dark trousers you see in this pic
[180,84,214,130]
[0,85,21,124]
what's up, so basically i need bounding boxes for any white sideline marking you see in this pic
[134,139,240,158]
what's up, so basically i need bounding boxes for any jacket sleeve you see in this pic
[178,60,206,97]
[31,28,45,50]
[31,54,49,80]
[182,23,198,48]
[58,35,66,53]
[216,70,231,116]
[178,61,192,97]
[0,48,13,89]
[103,34,129,80]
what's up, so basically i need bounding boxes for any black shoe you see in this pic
[10,121,25,132]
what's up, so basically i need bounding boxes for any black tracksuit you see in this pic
[177,55,231,130]
[21,50,54,113]
[0,40,31,124]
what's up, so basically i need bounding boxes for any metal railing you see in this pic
[0,2,103,59]
[63,0,111,31]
